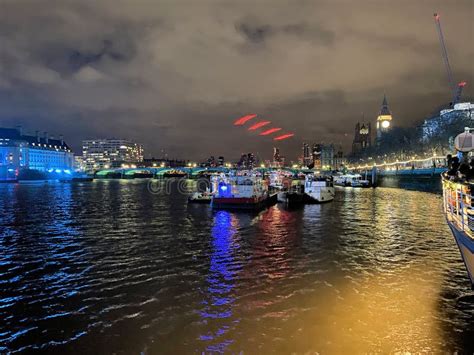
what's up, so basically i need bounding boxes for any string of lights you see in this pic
[347,155,447,170]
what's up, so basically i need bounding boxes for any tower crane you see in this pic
[433,13,467,106]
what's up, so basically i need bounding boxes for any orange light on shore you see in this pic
[234,114,257,125]
[248,121,271,131]
[260,128,282,136]
[274,133,294,141]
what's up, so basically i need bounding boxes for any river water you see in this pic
[0,180,473,353]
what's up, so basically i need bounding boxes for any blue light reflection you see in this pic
[199,211,240,352]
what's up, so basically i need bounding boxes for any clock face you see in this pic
[381,120,390,129]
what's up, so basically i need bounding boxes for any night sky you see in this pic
[0,0,472,161]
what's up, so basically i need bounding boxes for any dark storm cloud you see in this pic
[0,0,472,160]
[236,21,335,46]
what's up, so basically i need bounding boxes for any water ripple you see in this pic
[0,182,473,353]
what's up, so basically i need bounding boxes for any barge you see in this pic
[210,171,277,211]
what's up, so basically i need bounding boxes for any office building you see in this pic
[82,139,144,171]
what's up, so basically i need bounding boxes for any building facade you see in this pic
[376,95,393,142]
[352,122,371,154]
[312,144,322,169]
[272,147,284,167]
[320,144,335,171]
[306,143,343,171]
[237,153,257,169]
[0,127,74,181]
[421,102,474,144]
[82,139,144,171]
[334,148,346,171]
[302,143,312,167]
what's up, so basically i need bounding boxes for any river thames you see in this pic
[1,180,473,353]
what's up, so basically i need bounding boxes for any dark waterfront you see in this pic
[1,180,473,353]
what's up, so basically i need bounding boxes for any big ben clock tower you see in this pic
[376,94,393,141]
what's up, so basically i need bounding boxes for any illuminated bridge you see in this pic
[93,166,312,178]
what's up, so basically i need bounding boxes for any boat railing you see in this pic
[442,173,474,239]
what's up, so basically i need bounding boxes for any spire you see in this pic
[380,94,391,115]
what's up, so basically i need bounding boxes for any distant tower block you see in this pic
[376,94,393,140]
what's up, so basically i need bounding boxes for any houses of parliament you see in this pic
[352,95,393,155]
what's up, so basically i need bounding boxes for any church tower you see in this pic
[351,120,371,155]
[376,94,393,141]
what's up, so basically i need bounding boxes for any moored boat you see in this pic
[278,176,305,206]
[210,171,276,211]
[304,175,335,203]
[334,174,370,188]
[442,174,474,287]
[188,189,213,204]
[442,128,474,287]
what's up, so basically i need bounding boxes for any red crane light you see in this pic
[248,121,271,131]
[234,114,257,126]
[273,133,294,141]
[259,128,282,136]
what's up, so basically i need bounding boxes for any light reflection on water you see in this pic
[199,211,239,352]
[0,181,473,353]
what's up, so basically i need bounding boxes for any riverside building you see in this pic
[0,126,74,181]
[82,139,144,171]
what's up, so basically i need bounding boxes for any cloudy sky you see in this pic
[0,0,472,161]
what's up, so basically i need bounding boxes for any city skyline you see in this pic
[0,0,472,160]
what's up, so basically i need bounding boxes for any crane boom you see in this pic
[433,13,466,105]
[434,13,455,90]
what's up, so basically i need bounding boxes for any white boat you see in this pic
[334,174,370,188]
[304,175,335,203]
[268,170,293,190]
[210,171,277,210]
[188,189,213,204]
[442,127,474,287]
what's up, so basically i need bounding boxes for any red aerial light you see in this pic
[458,81,467,87]
[260,127,282,136]
[234,114,257,126]
[273,133,294,141]
[248,121,271,131]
